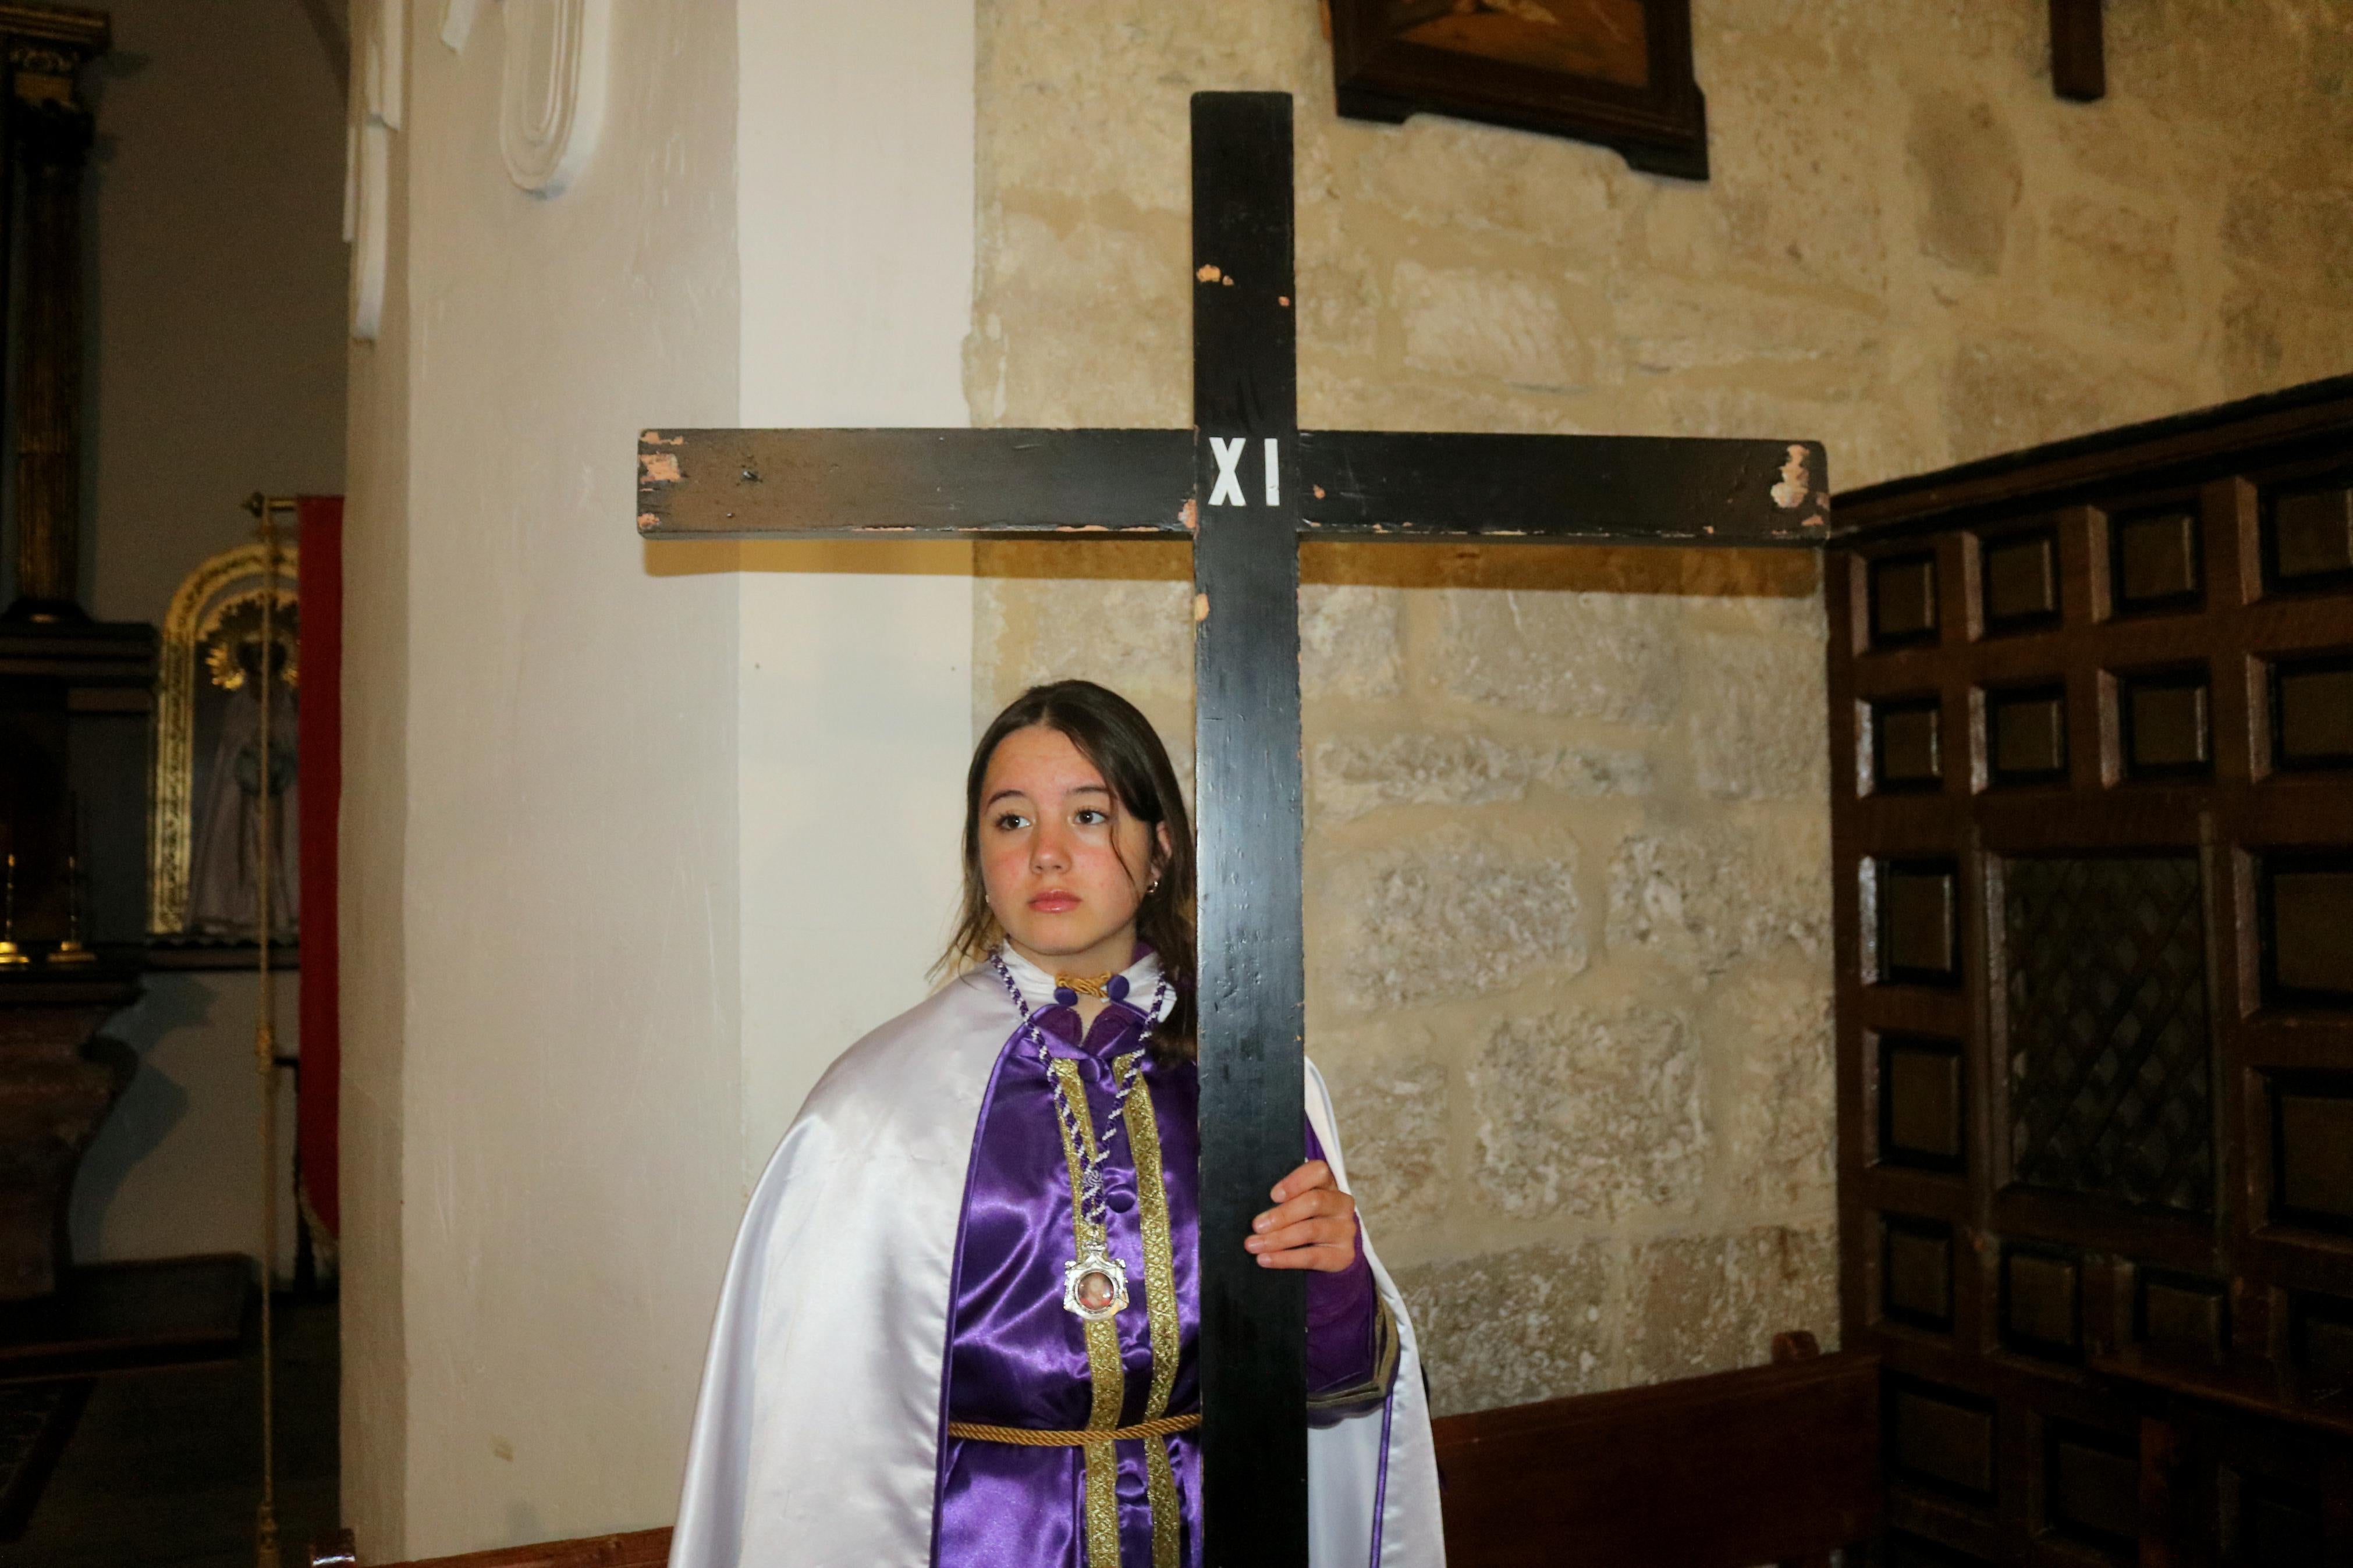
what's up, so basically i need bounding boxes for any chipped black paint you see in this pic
[636,426,1830,545]
[1190,92,1309,1568]
[1295,431,1830,542]
[633,428,1193,538]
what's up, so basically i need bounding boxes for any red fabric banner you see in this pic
[297,496,343,1239]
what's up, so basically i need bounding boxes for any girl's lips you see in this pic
[1029,891,1081,912]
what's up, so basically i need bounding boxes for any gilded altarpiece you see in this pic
[148,541,299,943]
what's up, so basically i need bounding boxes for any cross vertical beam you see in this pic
[2049,0,2106,102]
[1190,92,1308,1567]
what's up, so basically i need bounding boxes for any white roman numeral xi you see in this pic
[1207,436,1281,507]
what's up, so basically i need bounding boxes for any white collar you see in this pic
[994,943,1172,1022]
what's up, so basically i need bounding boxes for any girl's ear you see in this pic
[1155,820,1174,872]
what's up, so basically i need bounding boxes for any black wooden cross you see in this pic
[2049,0,2106,102]
[638,91,1828,1568]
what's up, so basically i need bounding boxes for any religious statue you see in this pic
[150,538,300,942]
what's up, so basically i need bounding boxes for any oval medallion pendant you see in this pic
[1063,1245,1128,1321]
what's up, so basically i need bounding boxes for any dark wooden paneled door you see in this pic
[1827,378,2353,1566]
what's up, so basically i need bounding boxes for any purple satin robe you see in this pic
[933,994,1378,1567]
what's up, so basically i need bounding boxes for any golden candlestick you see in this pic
[48,849,96,964]
[0,852,30,966]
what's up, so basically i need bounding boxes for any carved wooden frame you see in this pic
[1328,0,1708,179]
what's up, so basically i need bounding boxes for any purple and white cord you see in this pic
[989,950,1171,1232]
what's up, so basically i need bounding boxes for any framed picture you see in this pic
[1329,0,1708,180]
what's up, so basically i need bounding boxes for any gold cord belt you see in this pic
[947,1411,1201,1447]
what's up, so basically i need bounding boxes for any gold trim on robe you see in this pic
[1117,1051,1186,1568]
[1050,1057,1130,1568]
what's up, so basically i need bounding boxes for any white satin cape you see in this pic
[666,961,1445,1568]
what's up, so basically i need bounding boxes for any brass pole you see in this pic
[248,493,296,1568]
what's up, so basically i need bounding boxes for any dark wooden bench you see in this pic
[315,1336,1881,1568]
[310,1528,673,1568]
[1433,1334,1882,1568]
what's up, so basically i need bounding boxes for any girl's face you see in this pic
[977,723,1169,977]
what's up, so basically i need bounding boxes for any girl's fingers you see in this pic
[1268,1160,1333,1204]
[1252,1187,1352,1236]
[1254,1241,1355,1271]
[1244,1217,1355,1256]
[1250,1164,1358,1270]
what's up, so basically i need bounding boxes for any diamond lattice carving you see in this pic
[2004,856,2213,1213]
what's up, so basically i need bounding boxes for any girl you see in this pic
[669,681,1440,1567]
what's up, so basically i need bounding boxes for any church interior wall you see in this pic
[340,0,418,1547]
[336,3,995,1555]
[324,0,2353,1553]
[338,6,744,1557]
[84,0,347,624]
[69,973,303,1273]
[732,0,979,1192]
[62,0,343,1275]
[965,0,2353,1417]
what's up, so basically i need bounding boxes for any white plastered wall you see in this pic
[341,2,978,1554]
[344,5,744,1555]
[734,3,977,1181]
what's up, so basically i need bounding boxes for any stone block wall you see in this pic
[967,0,2353,1414]
[978,542,1833,1412]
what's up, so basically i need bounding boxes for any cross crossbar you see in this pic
[636,90,1827,1568]
[636,426,1830,547]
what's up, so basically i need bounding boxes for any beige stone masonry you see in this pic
[968,0,2352,1413]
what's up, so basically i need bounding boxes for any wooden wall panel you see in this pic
[1830,376,2353,1565]
[1889,1382,1996,1501]
[2043,1423,2139,1551]
[1880,1034,1965,1170]
[2266,476,2353,588]
[1982,529,2060,630]
[1884,1218,1955,1331]
[2138,1272,2228,1362]
[2271,654,2353,767]
[2003,1249,2081,1357]
[2271,1082,2353,1231]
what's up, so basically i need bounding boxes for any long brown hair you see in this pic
[939,681,1197,1055]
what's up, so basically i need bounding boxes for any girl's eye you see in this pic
[993,812,1031,831]
[1074,809,1109,827]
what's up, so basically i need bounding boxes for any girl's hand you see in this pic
[1245,1160,1358,1272]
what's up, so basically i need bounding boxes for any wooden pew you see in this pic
[313,1336,1880,1568]
[308,1527,672,1568]
[1433,1334,1882,1568]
